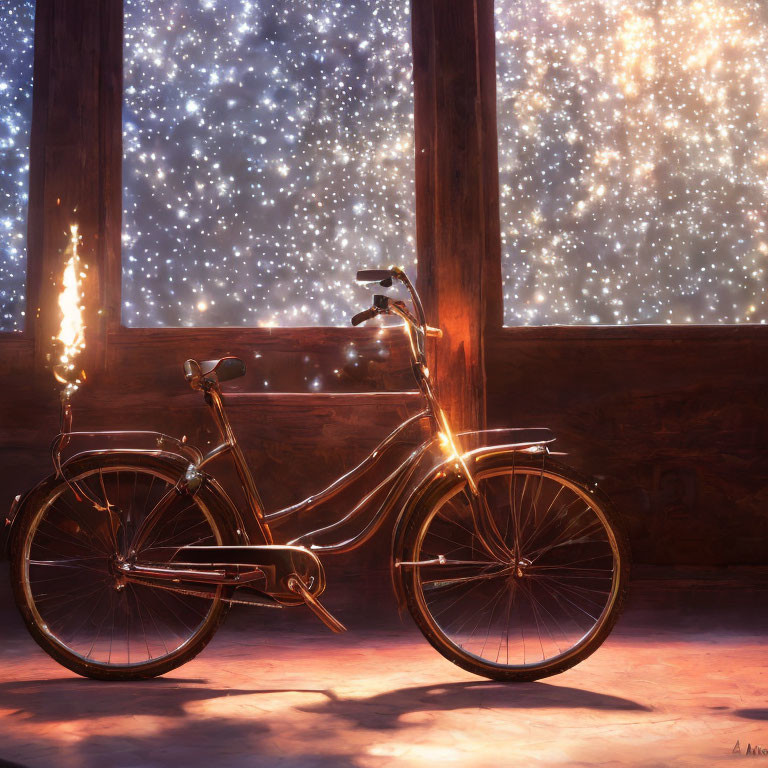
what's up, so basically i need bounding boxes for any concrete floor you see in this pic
[0,567,766,768]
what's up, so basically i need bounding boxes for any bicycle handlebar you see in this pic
[350,307,378,326]
[351,268,440,349]
[356,269,392,283]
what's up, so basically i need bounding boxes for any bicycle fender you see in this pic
[2,484,43,561]
[61,450,252,543]
[389,443,547,611]
[2,451,249,561]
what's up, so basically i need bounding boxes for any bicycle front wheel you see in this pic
[11,452,236,680]
[400,453,630,681]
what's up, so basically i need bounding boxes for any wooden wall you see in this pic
[5,326,768,573]
[486,328,768,566]
[1,0,766,598]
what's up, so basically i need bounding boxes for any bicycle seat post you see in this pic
[198,373,273,545]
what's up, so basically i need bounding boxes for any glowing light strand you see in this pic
[53,225,86,397]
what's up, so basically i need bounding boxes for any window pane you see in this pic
[0,2,34,333]
[496,0,768,325]
[122,0,414,327]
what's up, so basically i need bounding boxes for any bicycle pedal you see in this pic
[287,576,347,633]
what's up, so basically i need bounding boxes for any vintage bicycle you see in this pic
[5,267,629,682]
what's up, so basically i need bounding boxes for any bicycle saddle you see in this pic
[184,356,246,386]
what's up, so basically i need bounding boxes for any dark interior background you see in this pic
[3,322,767,599]
[1,0,766,617]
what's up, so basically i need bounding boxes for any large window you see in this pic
[496,0,768,325]
[122,0,415,328]
[0,2,34,333]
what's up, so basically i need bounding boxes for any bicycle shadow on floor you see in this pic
[299,679,652,729]
[734,709,768,721]
[0,677,337,723]
[0,677,651,768]
[0,677,649,727]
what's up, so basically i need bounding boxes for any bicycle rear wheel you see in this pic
[400,453,630,681]
[11,452,236,680]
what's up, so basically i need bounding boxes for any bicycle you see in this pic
[6,267,630,682]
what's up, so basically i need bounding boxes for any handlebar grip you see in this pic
[184,359,201,382]
[184,359,202,390]
[356,269,392,283]
[351,307,378,326]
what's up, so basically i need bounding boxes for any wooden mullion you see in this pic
[100,0,124,339]
[24,0,54,343]
[477,0,503,332]
[412,0,496,431]
[31,0,102,373]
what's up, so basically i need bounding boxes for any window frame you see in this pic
[18,0,768,420]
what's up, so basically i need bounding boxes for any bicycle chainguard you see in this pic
[287,575,346,633]
[124,544,347,634]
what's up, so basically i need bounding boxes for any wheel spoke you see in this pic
[410,461,623,676]
[20,462,223,673]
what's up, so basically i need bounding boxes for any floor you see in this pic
[0,566,766,768]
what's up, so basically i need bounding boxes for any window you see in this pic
[496,0,768,325]
[122,0,415,328]
[0,2,34,333]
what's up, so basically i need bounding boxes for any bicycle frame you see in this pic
[3,268,555,574]
[196,386,556,552]
[174,269,451,550]
[174,267,553,557]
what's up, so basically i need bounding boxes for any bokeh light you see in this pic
[497,0,768,325]
[0,2,34,333]
[122,0,415,327]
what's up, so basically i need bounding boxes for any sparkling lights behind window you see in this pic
[496,0,768,325]
[0,2,34,333]
[122,0,414,328]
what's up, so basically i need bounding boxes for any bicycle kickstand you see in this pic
[287,576,347,634]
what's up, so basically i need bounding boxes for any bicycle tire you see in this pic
[399,452,630,682]
[10,452,239,681]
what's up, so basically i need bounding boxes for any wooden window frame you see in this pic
[18,0,766,428]
[23,0,421,400]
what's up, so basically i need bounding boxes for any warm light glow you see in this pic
[434,411,479,496]
[53,225,86,397]
[436,422,461,462]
